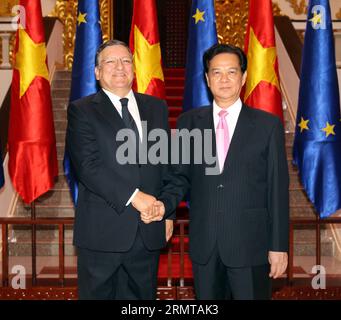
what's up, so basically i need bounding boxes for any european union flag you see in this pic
[183,0,217,111]
[64,0,102,204]
[293,0,341,217]
[0,140,4,189]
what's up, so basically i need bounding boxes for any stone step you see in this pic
[293,227,334,256]
[33,189,73,206]
[288,161,298,174]
[51,79,72,90]
[55,131,66,143]
[54,175,69,189]
[10,225,74,239]
[57,143,65,159]
[8,241,76,256]
[54,120,67,132]
[52,89,71,100]
[293,238,334,256]
[289,189,312,207]
[53,109,67,121]
[290,205,316,218]
[15,203,74,218]
[54,70,71,81]
[285,132,294,145]
[52,98,68,110]
[284,120,295,133]
[286,145,293,158]
[289,173,303,189]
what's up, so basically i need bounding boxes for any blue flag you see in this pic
[183,0,217,111]
[64,0,102,204]
[293,0,341,218]
[0,141,4,189]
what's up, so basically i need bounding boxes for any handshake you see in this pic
[131,191,166,224]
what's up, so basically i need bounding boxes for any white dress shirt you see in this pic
[102,88,141,205]
[213,98,242,172]
[102,88,143,141]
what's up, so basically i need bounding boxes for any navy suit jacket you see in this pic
[159,104,289,267]
[66,89,172,252]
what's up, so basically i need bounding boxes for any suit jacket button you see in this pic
[217,184,224,189]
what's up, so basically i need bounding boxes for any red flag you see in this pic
[8,0,58,203]
[244,0,283,122]
[129,0,165,99]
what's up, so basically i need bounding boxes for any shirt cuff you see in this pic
[126,188,139,206]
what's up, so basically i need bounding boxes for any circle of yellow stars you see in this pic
[298,117,337,138]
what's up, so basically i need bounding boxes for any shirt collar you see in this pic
[213,98,242,116]
[102,88,135,105]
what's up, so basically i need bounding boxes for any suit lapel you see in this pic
[195,106,217,162]
[134,92,150,145]
[93,89,126,133]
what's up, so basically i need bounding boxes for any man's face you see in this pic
[205,53,247,108]
[95,45,134,96]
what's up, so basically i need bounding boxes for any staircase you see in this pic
[8,67,335,280]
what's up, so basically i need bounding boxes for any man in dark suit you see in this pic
[66,40,173,300]
[154,44,289,299]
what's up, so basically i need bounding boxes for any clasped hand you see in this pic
[131,191,165,224]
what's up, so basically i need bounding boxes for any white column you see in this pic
[0,32,11,69]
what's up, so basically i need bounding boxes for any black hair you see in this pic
[203,43,247,74]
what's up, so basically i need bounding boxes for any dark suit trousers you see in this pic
[192,245,271,300]
[77,228,160,300]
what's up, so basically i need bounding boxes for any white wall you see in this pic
[41,0,56,17]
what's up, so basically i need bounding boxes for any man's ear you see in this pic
[242,70,247,86]
[205,73,210,88]
[95,66,100,81]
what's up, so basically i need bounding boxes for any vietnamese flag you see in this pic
[8,0,58,203]
[129,0,165,99]
[244,0,283,122]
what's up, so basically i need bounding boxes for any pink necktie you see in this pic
[216,110,230,172]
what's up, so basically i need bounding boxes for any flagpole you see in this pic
[30,201,36,286]
[316,214,321,270]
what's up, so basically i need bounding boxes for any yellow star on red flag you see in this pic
[14,29,49,98]
[133,26,164,93]
[244,28,280,101]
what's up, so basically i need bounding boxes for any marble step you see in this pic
[53,108,67,121]
[293,227,334,256]
[8,240,76,256]
[54,70,71,81]
[52,88,71,100]
[52,98,68,111]
[15,201,74,218]
[51,79,71,90]
[54,120,67,131]
[290,204,316,218]
[57,143,65,159]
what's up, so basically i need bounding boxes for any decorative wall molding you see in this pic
[336,8,341,20]
[51,0,111,70]
[285,0,307,16]
[215,0,282,49]
[0,0,18,16]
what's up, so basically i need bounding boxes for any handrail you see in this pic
[0,216,190,289]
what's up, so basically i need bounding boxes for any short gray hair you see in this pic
[95,40,133,67]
